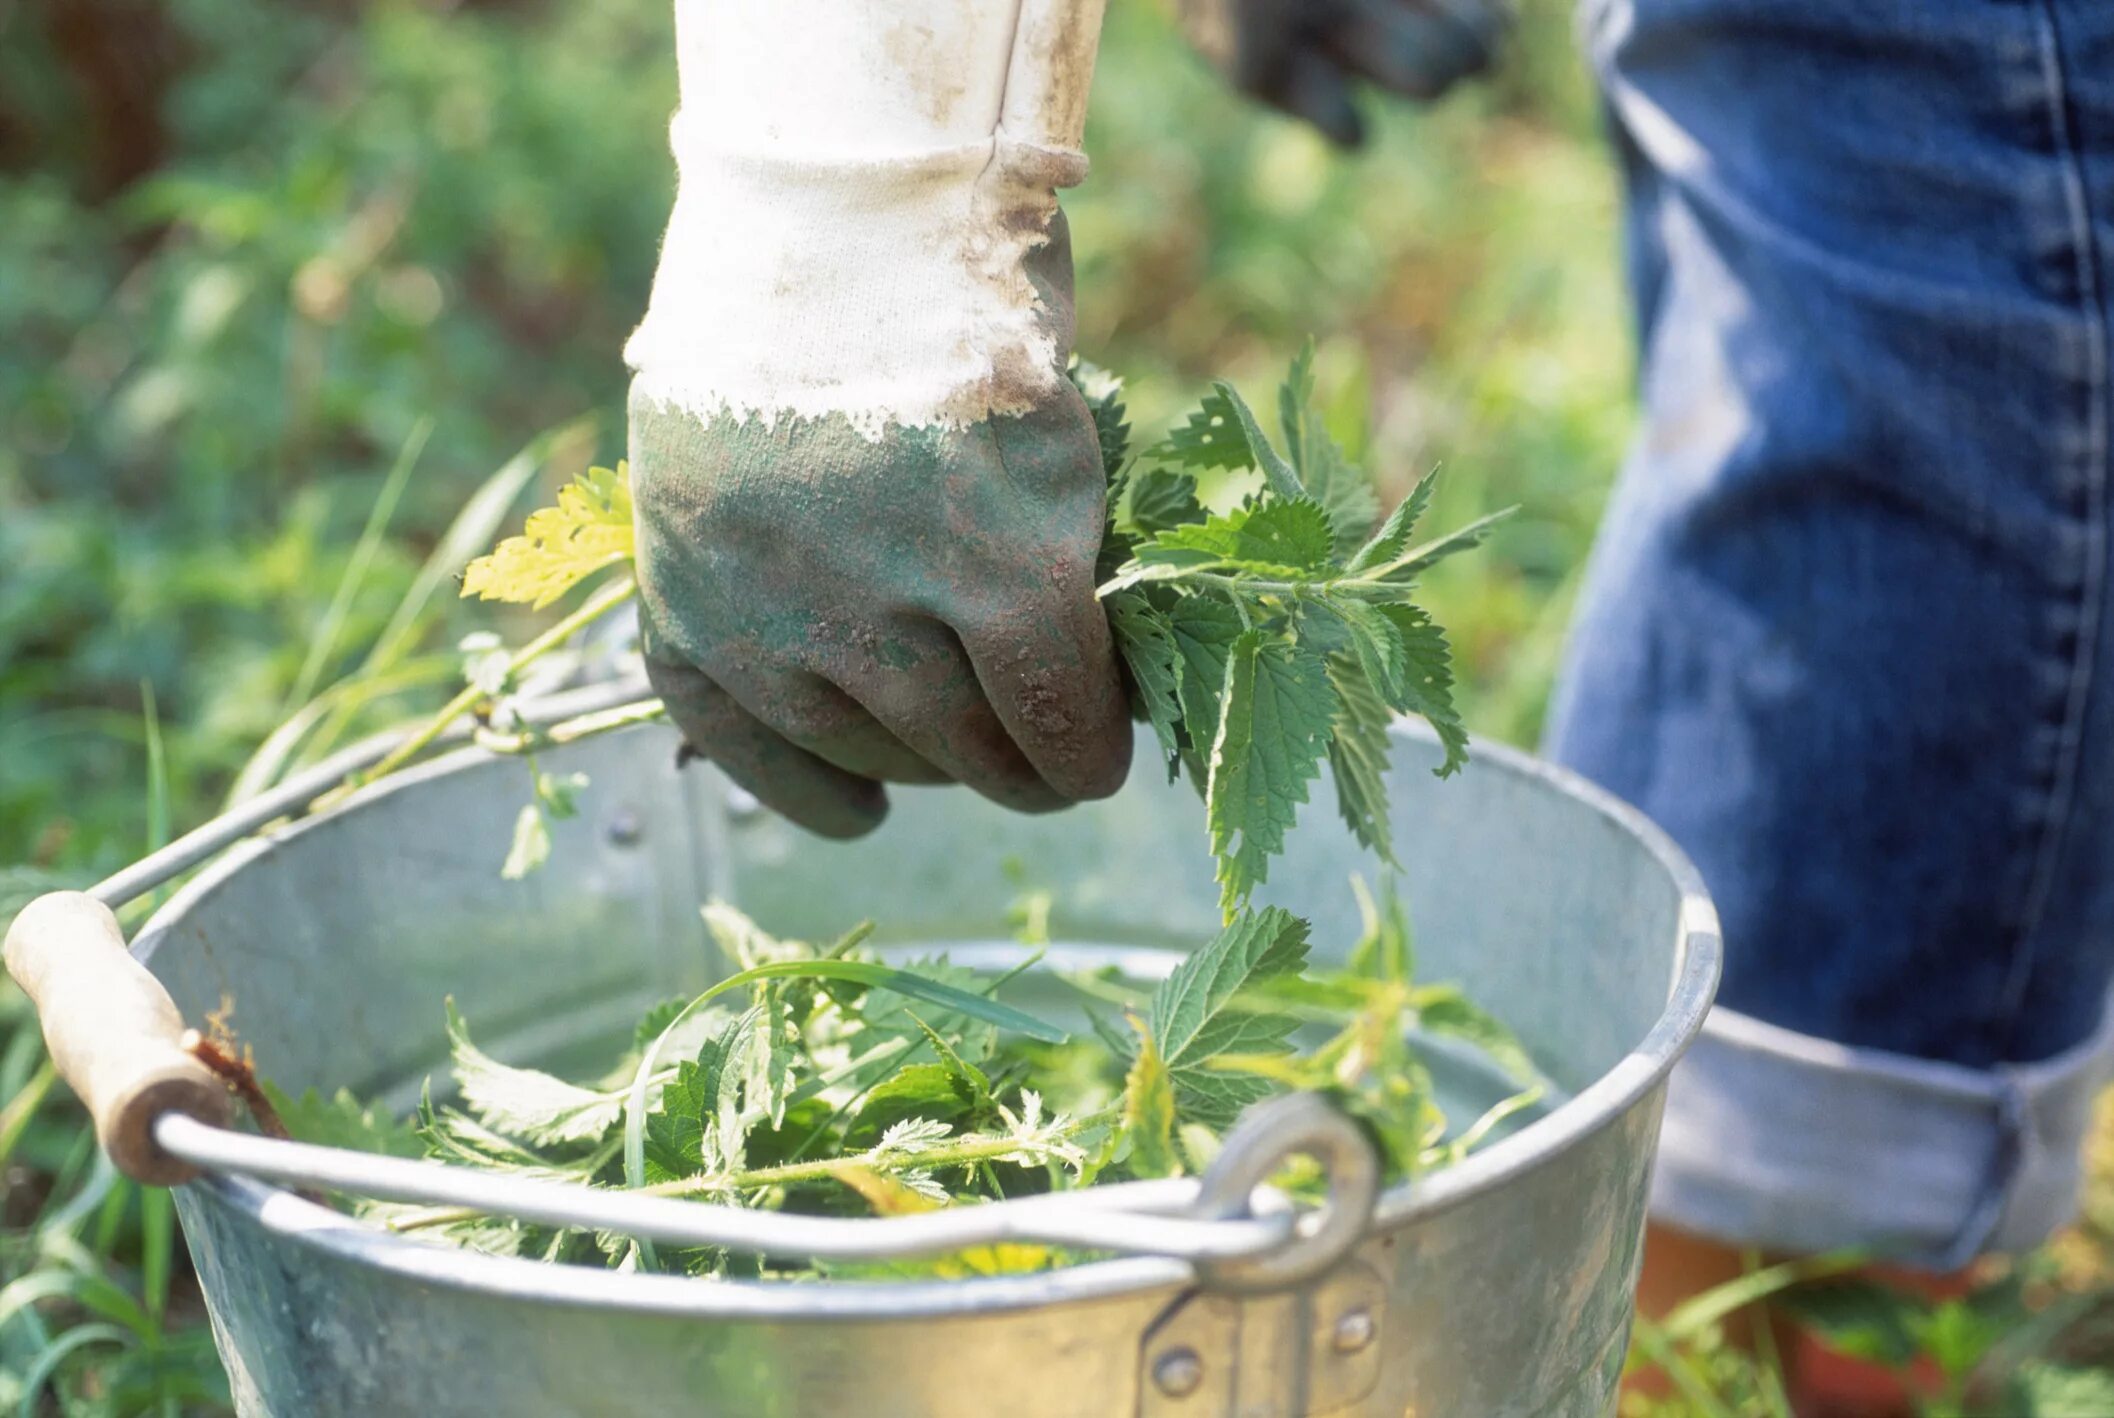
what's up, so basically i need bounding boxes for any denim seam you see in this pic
[1999,2,2111,1051]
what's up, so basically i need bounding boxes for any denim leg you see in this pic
[1554,0,2114,1260]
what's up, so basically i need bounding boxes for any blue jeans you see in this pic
[1551,0,2114,1266]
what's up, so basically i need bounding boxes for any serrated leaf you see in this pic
[1366,505,1518,583]
[1107,592,1183,773]
[1298,434,1380,557]
[1069,359,1131,481]
[850,1064,980,1145]
[1131,498,1336,581]
[462,463,634,610]
[1278,342,1376,551]
[632,997,690,1052]
[1347,471,1438,575]
[1120,1027,1180,1177]
[737,987,795,1130]
[264,1082,422,1158]
[1150,909,1310,1062]
[1278,338,1318,471]
[1145,907,1310,1127]
[1149,385,1249,472]
[1317,596,1407,704]
[1206,632,1337,914]
[448,1000,625,1147]
[1123,466,1205,535]
[1217,382,1305,501]
[1167,596,1244,783]
[1325,656,1396,862]
[1378,604,1469,777]
[642,1054,711,1183]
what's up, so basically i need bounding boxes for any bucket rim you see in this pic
[142,722,1721,1319]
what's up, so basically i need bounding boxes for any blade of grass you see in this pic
[0,1061,57,1171]
[1628,1316,1740,1418]
[17,1321,133,1418]
[1659,1251,1869,1342]
[0,1269,152,1339]
[139,1186,172,1326]
[303,417,592,764]
[226,654,458,805]
[141,682,170,913]
[366,417,590,677]
[282,418,432,716]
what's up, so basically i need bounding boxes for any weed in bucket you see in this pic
[235,347,1542,1278]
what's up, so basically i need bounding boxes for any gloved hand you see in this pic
[625,0,1131,840]
[1178,0,1505,145]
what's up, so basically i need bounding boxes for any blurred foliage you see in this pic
[0,0,2102,1412]
[0,0,1626,884]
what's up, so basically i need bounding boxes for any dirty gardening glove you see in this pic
[625,0,1131,840]
[1178,0,1505,146]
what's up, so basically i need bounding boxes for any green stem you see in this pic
[314,575,637,811]
[472,697,668,756]
[648,1132,1052,1196]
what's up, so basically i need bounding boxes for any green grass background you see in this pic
[0,0,2105,1411]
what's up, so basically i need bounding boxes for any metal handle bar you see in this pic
[154,1114,1308,1265]
[8,679,1382,1288]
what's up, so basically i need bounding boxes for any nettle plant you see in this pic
[276,348,1538,1278]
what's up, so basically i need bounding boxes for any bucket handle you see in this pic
[3,892,232,1185]
[3,887,1380,1287]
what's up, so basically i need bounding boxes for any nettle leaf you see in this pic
[1123,465,1206,535]
[264,1082,422,1158]
[448,1000,625,1147]
[1207,632,1337,915]
[1325,656,1396,863]
[1380,604,1469,777]
[1367,505,1518,584]
[1217,382,1306,502]
[738,987,796,1130]
[642,1053,711,1184]
[632,997,690,1053]
[1119,1027,1179,1177]
[1279,344,1377,554]
[1107,592,1183,773]
[1144,907,1310,1127]
[1167,595,1244,778]
[1069,359,1131,481]
[1297,435,1380,559]
[1130,498,1336,581]
[1317,596,1407,705]
[1347,470,1438,575]
[461,463,634,610]
[1149,385,1250,472]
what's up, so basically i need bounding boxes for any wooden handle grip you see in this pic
[4,892,232,1184]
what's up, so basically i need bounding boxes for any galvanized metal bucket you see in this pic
[20,706,1718,1417]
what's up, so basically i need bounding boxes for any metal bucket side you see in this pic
[138,722,1718,1416]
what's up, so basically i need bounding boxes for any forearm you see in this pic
[627,0,1108,435]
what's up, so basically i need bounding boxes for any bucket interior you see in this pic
[137,722,1694,1163]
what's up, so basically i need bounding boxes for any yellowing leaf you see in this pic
[462,463,634,609]
[1120,1021,1179,1178]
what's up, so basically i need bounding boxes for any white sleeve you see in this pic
[625,0,1108,439]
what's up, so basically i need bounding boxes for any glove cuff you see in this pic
[627,0,1106,440]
